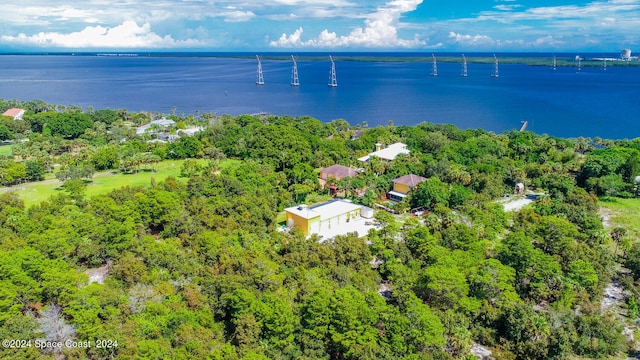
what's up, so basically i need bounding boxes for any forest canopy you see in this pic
[0,99,639,359]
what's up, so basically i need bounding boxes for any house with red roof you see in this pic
[2,108,25,120]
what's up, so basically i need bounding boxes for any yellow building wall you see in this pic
[287,209,360,236]
[286,211,320,236]
[393,183,411,194]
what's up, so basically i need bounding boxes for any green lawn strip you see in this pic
[600,197,640,241]
[0,145,13,157]
[14,181,64,207]
[10,159,225,207]
[83,160,186,199]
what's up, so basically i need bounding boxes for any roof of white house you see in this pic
[2,108,25,119]
[178,126,204,137]
[358,142,410,162]
[285,199,362,221]
[136,118,176,135]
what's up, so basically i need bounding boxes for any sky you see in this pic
[0,0,639,52]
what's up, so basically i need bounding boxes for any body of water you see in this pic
[0,53,638,139]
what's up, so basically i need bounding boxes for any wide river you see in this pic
[0,53,638,139]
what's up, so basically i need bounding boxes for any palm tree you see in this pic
[325,176,338,195]
[593,136,604,147]
[574,137,592,155]
[369,156,386,175]
[12,142,27,161]
[32,150,53,173]
[76,147,95,166]
[448,166,472,185]
[150,154,161,172]
[58,153,73,171]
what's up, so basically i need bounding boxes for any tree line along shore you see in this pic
[1,98,640,359]
[224,53,640,67]
[9,52,637,67]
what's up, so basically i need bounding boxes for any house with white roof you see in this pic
[136,119,203,142]
[358,142,410,162]
[178,126,204,137]
[136,118,176,136]
[285,199,365,237]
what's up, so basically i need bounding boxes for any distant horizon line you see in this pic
[0,50,634,56]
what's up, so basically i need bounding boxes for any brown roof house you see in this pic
[319,164,363,195]
[2,108,25,120]
[388,174,427,202]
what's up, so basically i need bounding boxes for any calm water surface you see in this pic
[0,54,638,139]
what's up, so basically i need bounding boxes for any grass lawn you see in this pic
[599,197,640,241]
[0,145,12,157]
[4,159,239,207]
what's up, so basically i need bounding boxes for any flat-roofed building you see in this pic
[285,199,363,236]
[136,118,176,135]
[358,142,410,162]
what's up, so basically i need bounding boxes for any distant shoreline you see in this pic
[0,51,638,66]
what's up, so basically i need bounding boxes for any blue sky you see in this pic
[0,0,638,52]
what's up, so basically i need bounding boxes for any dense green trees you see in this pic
[580,146,639,197]
[0,161,27,186]
[88,109,123,125]
[0,101,638,359]
[168,136,203,159]
[90,146,119,170]
[0,123,13,140]
[40,111,94,139]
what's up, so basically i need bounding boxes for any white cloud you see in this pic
[1,20,201,48]
[267,13,299,21]
[268,0,354,5]
[271,27,306,47]
[530,35,564,48]
[432,0,640,50]
[447,31,567,49]
[477,1,640,23]
[448,31,494,46]
[493,4,521,11]
[56,8,102,23]
[269,0,426,48]
[219,8,256,22]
